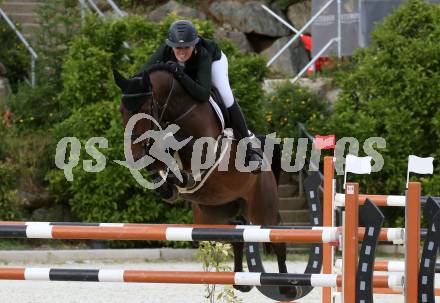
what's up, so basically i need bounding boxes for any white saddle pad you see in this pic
[208,96,225,130]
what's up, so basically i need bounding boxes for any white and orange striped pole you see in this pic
[0,267,403,288]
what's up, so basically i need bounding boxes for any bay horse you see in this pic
[113,65,295,298]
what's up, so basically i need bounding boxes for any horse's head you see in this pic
[113,69,155,162]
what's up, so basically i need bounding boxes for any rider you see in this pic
[137,20,263,173]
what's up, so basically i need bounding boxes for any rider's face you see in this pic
[172,46,194,63]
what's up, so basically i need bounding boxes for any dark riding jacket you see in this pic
[137,37,222,103]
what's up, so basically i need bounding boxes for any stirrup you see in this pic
[246,148,263,174]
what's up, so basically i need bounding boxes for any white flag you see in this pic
[408,155,434,174]
[345,154,372,174]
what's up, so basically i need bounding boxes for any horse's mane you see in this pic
[145,63,173,75]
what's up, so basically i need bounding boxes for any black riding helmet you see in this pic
[166,20,200,48]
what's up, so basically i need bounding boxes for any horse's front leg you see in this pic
[166,170,195,188]
[232,242,253,292]
[146,162,179,203]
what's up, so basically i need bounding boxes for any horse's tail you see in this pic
[258,134,282,185]
[257,135,283,255]
[270,140,282,186]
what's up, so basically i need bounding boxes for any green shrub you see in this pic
[266,81,329,139]
[0,122,28,220]
[327,0,440,195]
[0,20,29,91]
[34,0,81,86]
[6,82,62,129]
[60,41,119,110]
[0,163,26,220]
[0,119,7,160]
[5,0,81,129]
[0,119,54,198]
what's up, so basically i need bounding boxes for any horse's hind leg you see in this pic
[271,213,288,273]
[232,242,252,292]
[247,173,297,296]
[271,242,288,272]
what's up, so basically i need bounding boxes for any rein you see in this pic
[153,76,198,127]
[157,77,175,124]
[127,72,199,158]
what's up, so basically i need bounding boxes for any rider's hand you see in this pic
[166,61,184,78]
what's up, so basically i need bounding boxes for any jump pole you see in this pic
[334,193,437,207]
[0,225,341,243]
[343,182,359,302]
[0,222,403,243]
[0,267,403,288]
[335,260,440,273]
[405,182,421,302]
[323,156,427,301]
[322,156,334,303]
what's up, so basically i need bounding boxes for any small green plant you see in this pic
[197,241,243,303]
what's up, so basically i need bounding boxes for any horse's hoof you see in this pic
[233,285,253,292]
[184,173,196,188]
[163,187,178,203]
[279,286,297,297]
[159,184,178,203]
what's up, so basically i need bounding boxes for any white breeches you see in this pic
[211,51,235,108]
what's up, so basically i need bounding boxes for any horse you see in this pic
[113,65,294,297]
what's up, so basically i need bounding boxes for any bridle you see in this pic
[122,74,198,159]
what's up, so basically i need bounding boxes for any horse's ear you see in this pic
[141,70,151,89]
[113,69,128,90]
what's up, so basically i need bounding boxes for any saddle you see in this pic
[174,87,234,194]
[210,86,231,130]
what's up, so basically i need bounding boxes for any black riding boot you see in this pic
[227,101,263,173]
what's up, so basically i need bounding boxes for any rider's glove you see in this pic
[166,61,184,79]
